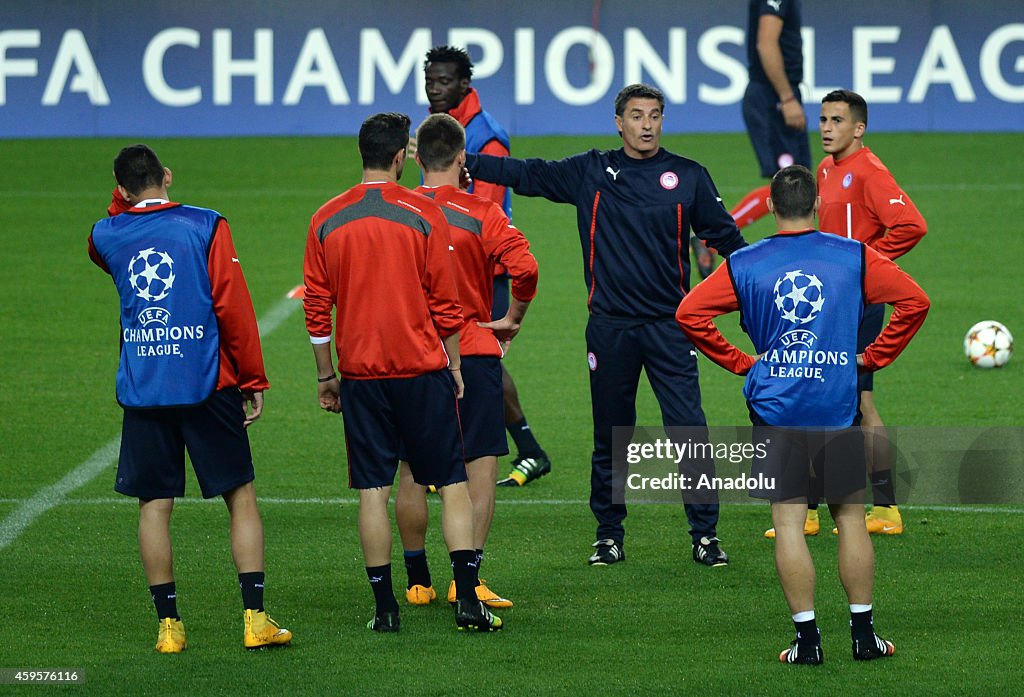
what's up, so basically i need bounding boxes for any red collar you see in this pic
[439,88,483,127]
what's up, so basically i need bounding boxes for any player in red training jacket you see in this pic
[303,112,502,633]
[395,113,539,610]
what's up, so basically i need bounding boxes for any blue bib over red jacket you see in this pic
[728,231,864,428]
[91,205,222,407]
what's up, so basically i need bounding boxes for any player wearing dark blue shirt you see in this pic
[468,84,747,567]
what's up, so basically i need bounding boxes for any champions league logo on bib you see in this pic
[773,270,825,325]
[128,248,175,302]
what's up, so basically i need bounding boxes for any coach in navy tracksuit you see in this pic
[467,84,747,566]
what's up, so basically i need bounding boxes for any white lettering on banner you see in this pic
[624,28,686,104]
[908,25,976,103]
[853,26,902,103]
[980,24,1024,102]
[5,23,1024,111]
[0,30,41,105]
[546,26,614,106]
[448,27,503,81]
[283,28,350,105]
[697,26,746,105]
[514,28,536,104]
[358,28,431,105]
[213,28,274,106]
[144,28,202,106]
[41,30,108,105]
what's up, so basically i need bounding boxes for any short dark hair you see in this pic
[424,45,473,81]
[416,114,466,172]
[614,83,665,116]
[770,165,817,219]
[822,89,868,126]
[113,144,165,196]
[358,112,411,171]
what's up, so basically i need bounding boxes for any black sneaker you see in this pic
[779,640,824,665]
[454,599,503,632]
[588,539,625,566]
[366,610,400,633]
[692,536,729,567]
[852,633,895,661]
[497,452,552,487]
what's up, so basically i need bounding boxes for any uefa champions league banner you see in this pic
[1,0,1022,137]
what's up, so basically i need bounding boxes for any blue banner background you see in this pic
[1,1,1022,137]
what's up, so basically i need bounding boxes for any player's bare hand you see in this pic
[242,390,264,428]
[856,353,866,367]
[318,379,342,413]
[459,166,472,190]
[406,136,418,159]
[478,315,521,343]
[782,100,806,131]
[450,367,465,399]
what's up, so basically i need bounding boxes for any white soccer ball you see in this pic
[963,320,1013,368]
[128,247,176,302]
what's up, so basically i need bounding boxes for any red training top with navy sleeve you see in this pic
[88,201,268,393]
[303,182,463,379]
[675,228,930,375]
[817,147,927,259]
[415,184,538,357]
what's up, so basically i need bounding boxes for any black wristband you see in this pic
[318,374,337,383]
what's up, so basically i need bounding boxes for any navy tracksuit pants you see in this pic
[586,315,719,546]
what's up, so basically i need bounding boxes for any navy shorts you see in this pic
[116,388,255,500]
[748,408,867,503]
[341,371,466,489]
[741,80,812,178]
[458,356,509,461]
[491,274,510,321]
[856,303,885,392]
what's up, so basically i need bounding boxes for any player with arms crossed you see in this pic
[90,144,291,653]
[677,165,929,664]
[424,44,552,487]
[396,112,539,609]
[303,113,502,633]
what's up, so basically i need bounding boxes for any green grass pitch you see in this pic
[0,132,1021,694]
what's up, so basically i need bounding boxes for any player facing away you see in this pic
[424,45,552,486]
[89,144,291,653]
[395,112,539,609]
[467,83,747,567]
[728,0,812,245]
[677,165,929,665]
[303,112,501,632]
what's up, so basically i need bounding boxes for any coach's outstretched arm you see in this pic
[466,152,586,205]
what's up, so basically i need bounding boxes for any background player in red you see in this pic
[89,144,291,654]
[818,89,926,536]
[677,165,929,665]
[396,113,539,610]
[423,45,552,487]
[303,112,502,632]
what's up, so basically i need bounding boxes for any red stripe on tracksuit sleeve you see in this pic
[587,192,600,311]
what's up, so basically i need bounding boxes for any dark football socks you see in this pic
[507,418,543,458]
[870,470,897,507]
[238,571,265,611]
[366,564,399,614]
[403,549,432,589]
[150,582,179,620]
[450,549,479,602]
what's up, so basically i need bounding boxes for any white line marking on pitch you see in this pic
[1,497,1022,515]
[0,295,301,553]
